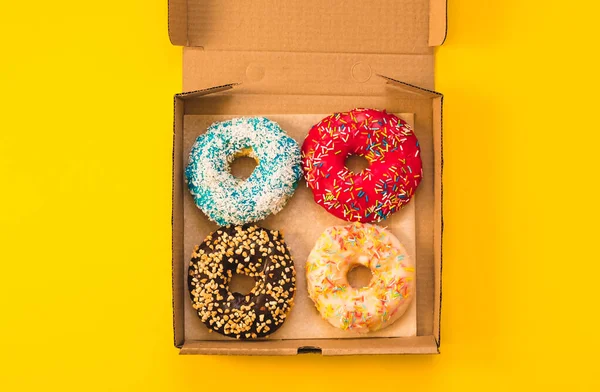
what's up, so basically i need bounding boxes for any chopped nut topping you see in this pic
[188,225,296,339]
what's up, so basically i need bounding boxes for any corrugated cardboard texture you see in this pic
[429,0,448,46]
[172,81,442,354]
[169,0,446,354]
[183,0,430,53]
[169,1,447,50]
[432,96,443,342]
[182,114,417,341]
[180,336,439,356]
[168,0,187,45]
[182,50,435,94]
[172,98,185,346]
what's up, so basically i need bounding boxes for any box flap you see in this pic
[172,96,185,347]
[378,74,442,98]
[168,0,447,52]
[180,336,439,355]
[432,96,443,345]
[182,49,435,95]
[429,0,448,46]
[176,83,239,100]
[168,0,188,46]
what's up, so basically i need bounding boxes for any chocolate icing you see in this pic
[188,225,296,339]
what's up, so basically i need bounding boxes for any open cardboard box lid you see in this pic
[168,0,447,50]
[169,0,446,355]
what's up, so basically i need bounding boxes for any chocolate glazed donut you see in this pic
[188,225,296,339]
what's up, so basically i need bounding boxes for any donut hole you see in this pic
[345,154,370,174]
[347,264,373,289]
[230,148,258,180]
[229,273,256,295]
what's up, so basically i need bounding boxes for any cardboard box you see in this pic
[170,0,446,355]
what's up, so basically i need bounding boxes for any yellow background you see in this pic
[1,0,599,390]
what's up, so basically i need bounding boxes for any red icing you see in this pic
[301,108,423,222]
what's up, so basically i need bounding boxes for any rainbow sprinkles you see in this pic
[305,222,415,333]
[301,108,423,223]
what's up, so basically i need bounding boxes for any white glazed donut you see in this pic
[305,222,414,332]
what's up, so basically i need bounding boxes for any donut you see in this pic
[186,117,302,225]
[305,223,414,332]
[301,108,423,222]
[188,224,296,339]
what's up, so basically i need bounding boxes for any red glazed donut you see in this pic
[301,108,423,222]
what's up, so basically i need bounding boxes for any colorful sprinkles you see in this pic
[305,223,415,333]
[301,108,423,222]
[186,117,302,226]
[188,225,296,339]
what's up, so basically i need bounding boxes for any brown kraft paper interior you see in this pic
[183,114,417,341]
[169,0,446,355]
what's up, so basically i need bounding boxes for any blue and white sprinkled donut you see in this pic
[185,117,302,225]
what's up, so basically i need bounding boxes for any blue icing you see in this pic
[185,117,302,225]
